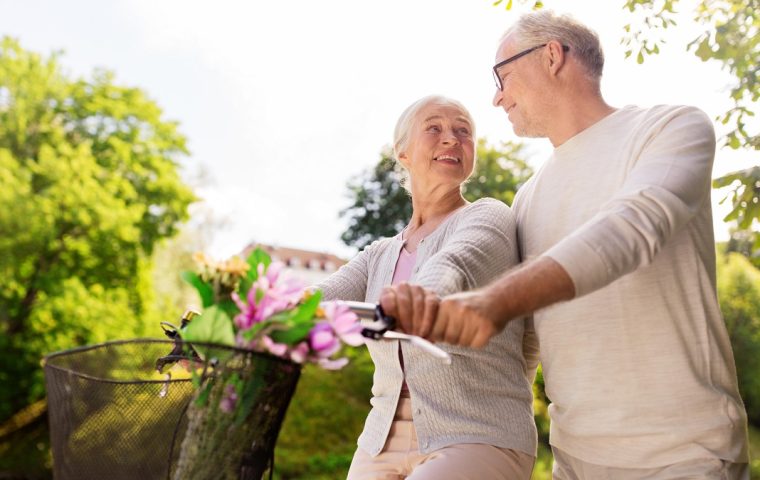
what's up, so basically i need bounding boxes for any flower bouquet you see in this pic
[161,247,363,480]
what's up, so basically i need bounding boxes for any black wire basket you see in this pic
[43,339,301,480]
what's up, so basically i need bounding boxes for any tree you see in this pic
[339,139,533,250]
[492,0,759,252]
[716,249,760,425]
[340,148,412,251]
[620,0,759,250]
[0,37,196,420]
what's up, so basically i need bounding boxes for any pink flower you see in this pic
[323,302,364,347]
[309,322,340,358]
[254,263,304,311]
[231,261,305,330]
[220,383,238,413]
[318,357,349,370]
[261,335,288,357]
[289,342,310,363]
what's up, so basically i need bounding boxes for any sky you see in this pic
[2,0,756,260]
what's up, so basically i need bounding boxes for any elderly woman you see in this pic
[317,95,536,479]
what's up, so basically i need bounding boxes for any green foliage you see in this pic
[713,167,760,251]
[619,0,760,249]
[492,0,543,10]
[724,229,760,270]
[340,141,533,250]
[183,305,236,349]
[716,250,760,425]
[463,139,533,207]
[749,423,760,477]
[340,149,412,251]
[274,347,373,479]
[0,37,195,421]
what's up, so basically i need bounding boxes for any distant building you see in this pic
[242,243,347,285]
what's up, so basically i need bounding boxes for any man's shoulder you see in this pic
[623,104,711,127]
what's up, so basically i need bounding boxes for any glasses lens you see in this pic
[492,69,502,91]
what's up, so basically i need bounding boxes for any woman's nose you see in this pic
[442,129,460,145]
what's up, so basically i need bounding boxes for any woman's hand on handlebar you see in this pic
[379,283,439,338]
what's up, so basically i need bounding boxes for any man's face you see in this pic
[492,35,551,138]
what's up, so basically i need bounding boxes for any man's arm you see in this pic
[384,106,715,347]
[381,256,574,346]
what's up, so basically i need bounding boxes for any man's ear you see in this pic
[546,40,566,75]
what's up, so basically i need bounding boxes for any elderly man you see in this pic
[381,10,750,479]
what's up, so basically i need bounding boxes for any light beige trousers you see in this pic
[552,446,750,480]
[346,397,535,480]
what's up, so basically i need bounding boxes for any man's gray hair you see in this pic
[503,10,604,79]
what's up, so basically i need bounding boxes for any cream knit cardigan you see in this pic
[317,198,537,457]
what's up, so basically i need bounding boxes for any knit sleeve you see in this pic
[314,240,375,302]
[415,198,518,296]
[544,106,716,297]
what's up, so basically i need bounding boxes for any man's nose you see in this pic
[492,87,504,107]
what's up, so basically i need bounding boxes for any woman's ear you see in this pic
[397,151,411,168]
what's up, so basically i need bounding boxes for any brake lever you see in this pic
[336,301,452,365]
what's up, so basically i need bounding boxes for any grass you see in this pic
[749,423,760,477]
[2,346,759,480]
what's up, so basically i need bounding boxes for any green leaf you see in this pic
[237,276,253,300]
[289,290,322,325]
[180,270,214,307]
[270,323,314,345]
[234,375,265,426]
[182,305,236,348]
[217,298,240,319]
[694,37,712,61]
[241,321,269,342]
[195,381,213,407]
[245,247,272,282]
[636,50,645,64]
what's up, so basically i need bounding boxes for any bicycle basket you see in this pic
[43,338,301,480]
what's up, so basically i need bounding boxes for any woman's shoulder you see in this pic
[461,197,514,221]
[356,234,401,257]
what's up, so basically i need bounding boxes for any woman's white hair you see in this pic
[391,95,476,192]
[503,10,605,80]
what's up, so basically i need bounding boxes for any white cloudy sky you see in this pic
[2,0,755,259]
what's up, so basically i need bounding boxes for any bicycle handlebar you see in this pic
[337,301,452,365]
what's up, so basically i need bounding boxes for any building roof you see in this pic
[241,242,347,273]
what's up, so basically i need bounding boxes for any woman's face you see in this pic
[398,103,475,193]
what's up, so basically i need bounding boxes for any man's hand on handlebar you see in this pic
[379,284,504,348]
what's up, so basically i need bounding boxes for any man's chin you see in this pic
[512,123,544,139]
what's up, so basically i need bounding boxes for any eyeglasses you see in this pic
[492,44,570,91]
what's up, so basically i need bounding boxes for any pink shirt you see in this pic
[391,247,416,285]
[391,246,417,398]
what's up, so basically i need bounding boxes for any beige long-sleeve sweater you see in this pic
[317,198,537,457]
[514,105,748,468]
